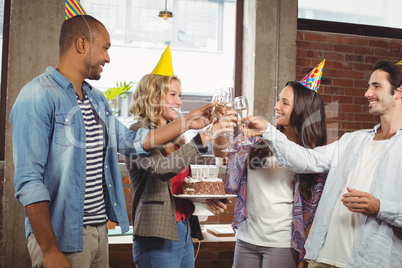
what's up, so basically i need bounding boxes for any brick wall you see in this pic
[297,30,402,143]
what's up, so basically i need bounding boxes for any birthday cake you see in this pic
[182,177,225,195]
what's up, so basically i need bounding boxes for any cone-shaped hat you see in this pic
[151,46,174,76]
[65,0,87,20]
[299,59,325,92]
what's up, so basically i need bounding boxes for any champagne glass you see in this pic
[221,87,237,152]
[203,89,226,136]
[235,96,253,145]
[220,87,234,138]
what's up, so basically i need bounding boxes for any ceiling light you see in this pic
[158,0,173,20]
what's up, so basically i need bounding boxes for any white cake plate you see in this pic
[173,194,237,216]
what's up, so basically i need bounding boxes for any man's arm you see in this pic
[342,187,402,228]
[26,202,71,268]
[341,187,380,215]
[376,199,402,228]
[128,134,207,182]
[245,116,335,174]
[11,86,71,267]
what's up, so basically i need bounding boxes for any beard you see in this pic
[368,95,394,116]
[83,54,102,80]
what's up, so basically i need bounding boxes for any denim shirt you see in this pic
[262,123,402,267]
[10,67,149,252]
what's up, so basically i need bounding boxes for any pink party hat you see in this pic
[299,59,325,92]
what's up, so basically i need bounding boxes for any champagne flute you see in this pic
[203,89,226,136]
[235,96,253,145]
[221,87,237,152]
[220,87,234,137]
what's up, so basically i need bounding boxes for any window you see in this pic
[82,0,236,96]
[299,0,402,29]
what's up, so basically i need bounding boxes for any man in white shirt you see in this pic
[244,60,402,267]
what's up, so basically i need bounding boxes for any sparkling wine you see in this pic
[237,108,248,122]
[225,102,234,111]
[213,103,225,117]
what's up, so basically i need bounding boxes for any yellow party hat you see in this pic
[151,46,174,76]
[397,60,402,66]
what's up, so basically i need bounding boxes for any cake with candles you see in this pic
[182,177,225,195]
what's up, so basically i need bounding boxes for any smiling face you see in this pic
[84,25,111,80]
[160,78,182,124]
[274,86,294,127]
[365,70,396,116]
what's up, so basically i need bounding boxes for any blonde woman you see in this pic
[125,73,235,268]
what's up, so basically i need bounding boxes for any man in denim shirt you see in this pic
[245,60,402,267]
[10,15,212,267]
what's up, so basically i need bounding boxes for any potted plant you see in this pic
[103,81,135,115]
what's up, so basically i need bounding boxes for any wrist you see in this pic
[183,114,190,131]
[197,133,212,151]
[40,241,61,256]
[201,132,216,142]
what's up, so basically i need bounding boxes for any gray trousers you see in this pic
[233,238,299,268]
[27,224,109,268]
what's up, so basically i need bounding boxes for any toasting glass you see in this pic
[235,96,253,145]
[203,89,227,137]
[221,87,237,152]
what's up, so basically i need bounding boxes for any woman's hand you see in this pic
[240,115,268,137]
[199,108,237,145]
[206,199,231,215]
[211,109,238,137]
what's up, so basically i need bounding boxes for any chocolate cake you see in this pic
[182,177,225,195]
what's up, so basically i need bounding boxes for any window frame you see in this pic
[298,18,402,40]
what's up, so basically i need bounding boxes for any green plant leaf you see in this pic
[103,81,135,102]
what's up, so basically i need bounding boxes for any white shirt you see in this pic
[316,139,389,267]
[236,156,296,247]
[261,123,402,267]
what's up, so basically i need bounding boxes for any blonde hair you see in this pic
[130,73,181,129]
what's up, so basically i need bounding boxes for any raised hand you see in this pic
[240,115,268,137]
[183,103,215,130]
[211,109,238,137]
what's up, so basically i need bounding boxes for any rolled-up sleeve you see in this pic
[133,128,150,155]
[113,116,150,156]
[11,85,54,206]
[15,182,51,206]
[377,200,402,228]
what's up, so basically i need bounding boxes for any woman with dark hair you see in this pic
[214,81,327,268]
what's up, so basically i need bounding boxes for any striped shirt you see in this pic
[76,92,108,226]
